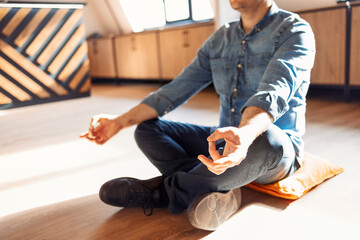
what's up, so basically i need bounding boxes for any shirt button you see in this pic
[257,28,261,32]
[231,108,235,112]
[237,64,242,69]
[241,40,246,44]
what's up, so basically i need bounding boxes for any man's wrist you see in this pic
[237,125,257,146]
[115,115,128,130]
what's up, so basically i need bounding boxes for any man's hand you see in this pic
[80,103,159,145]
[198,106,273,175]
[198,127,254,175]
[80,114,122,145]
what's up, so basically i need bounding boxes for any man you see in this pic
[82,0,315,231]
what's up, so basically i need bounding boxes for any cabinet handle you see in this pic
[92,41,97,54]
[131,36,136,51]
[183,31,189,48]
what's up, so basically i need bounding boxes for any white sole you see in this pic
[187,188,242,231]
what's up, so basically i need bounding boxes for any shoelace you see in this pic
[127,185,155,216]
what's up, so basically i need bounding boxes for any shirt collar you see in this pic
[255,2,279,32]
[238,2,279,35]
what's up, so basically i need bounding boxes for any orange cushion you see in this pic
[245,152,344,200]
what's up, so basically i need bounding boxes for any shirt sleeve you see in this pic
[242,18,316,122]
[141,36,214,116]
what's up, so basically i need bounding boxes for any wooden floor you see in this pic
[0,84,359,240]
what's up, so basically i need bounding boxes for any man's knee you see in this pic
[250,124,291,169]
[134,118,161,146]
[252,124,296,184]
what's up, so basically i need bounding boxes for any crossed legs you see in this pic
[134,118,298,213]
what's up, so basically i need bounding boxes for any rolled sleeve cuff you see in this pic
[141,92,175,117]
[241,91,289,122]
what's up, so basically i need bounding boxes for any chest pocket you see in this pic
[210,58,232,96]
[246,53,272,91]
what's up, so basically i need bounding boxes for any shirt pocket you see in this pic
[246,53,272,91]
[210,58,232,96]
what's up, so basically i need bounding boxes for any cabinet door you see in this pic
[350,6,360,86]
[159,24,214,79]
[114,32,160,79]
[87,38,116,78]
[186,24,214,68]
[300,9,346,85]
[113,35,138,79]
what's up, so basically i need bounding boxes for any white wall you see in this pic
[214,0,240,29]
[82,0,109,37]
[79,0,133,37]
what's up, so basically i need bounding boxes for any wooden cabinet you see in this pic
[87,23,214,80]
[300,8,347,86]
[350,6,360,86]
[158,24,214,79]
[114,32,160,79]
[87,37,116,78]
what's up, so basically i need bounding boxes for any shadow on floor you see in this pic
[90,188,293,240]
[0,189,293,240]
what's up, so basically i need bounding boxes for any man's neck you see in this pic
[241,1,272,34]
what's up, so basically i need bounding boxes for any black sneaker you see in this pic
[99,176,168,216]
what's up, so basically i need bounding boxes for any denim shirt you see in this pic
[142,3,316,163]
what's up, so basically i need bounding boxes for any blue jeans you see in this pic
[135,118,299,213]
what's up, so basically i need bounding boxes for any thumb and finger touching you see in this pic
[80,116,108,145]
[199,127,248,174]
